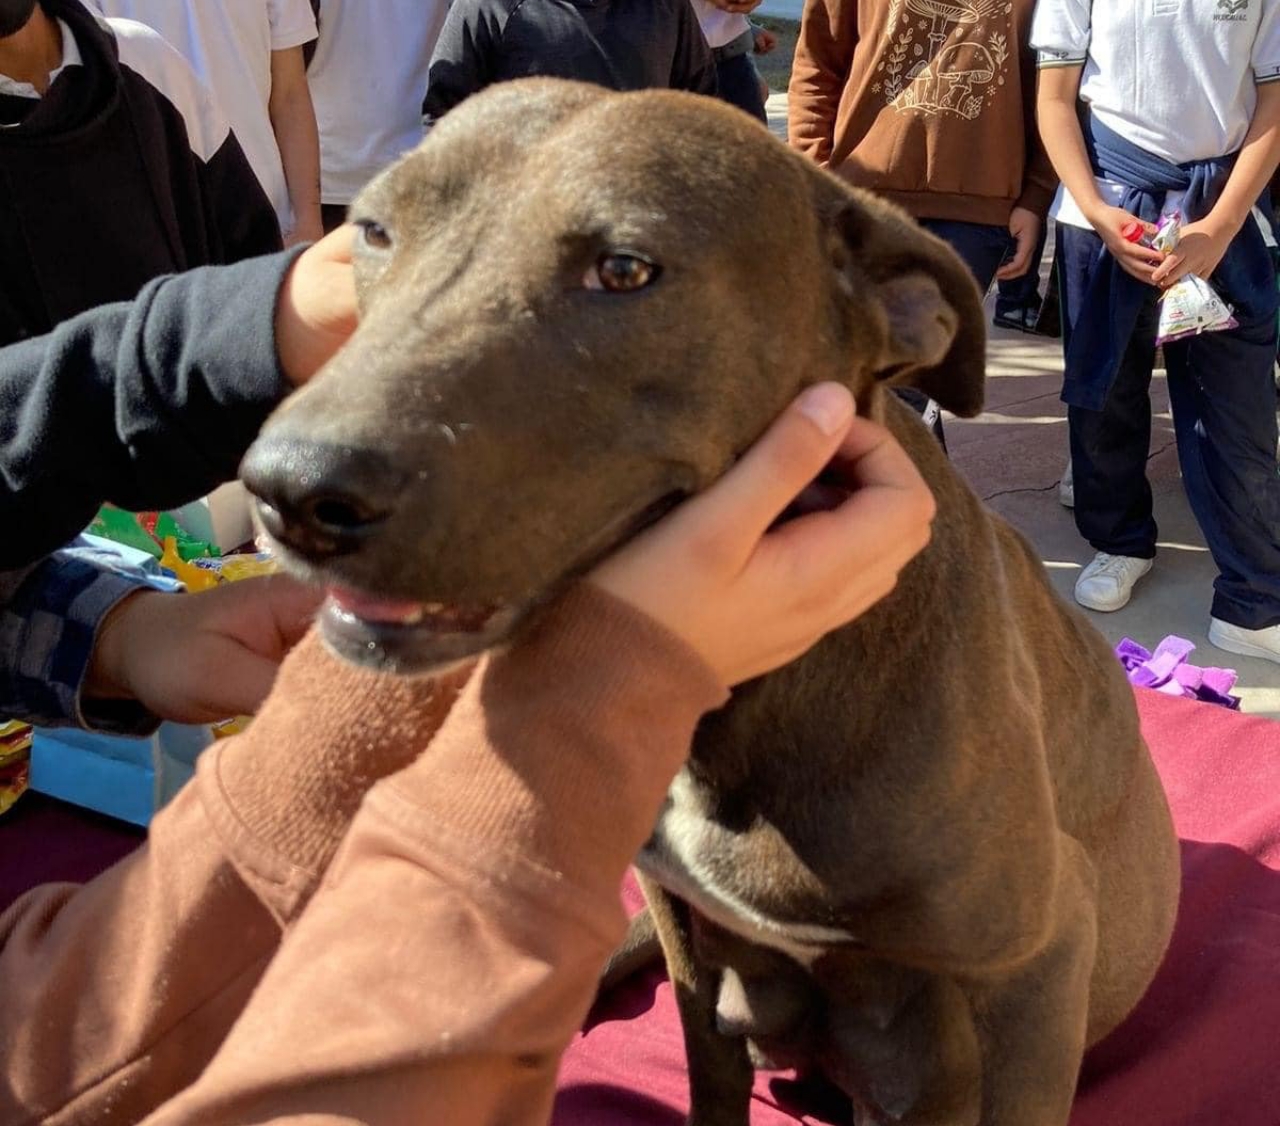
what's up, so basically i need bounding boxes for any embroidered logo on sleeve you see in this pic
[1151,0,1179,16]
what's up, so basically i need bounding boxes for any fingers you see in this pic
[198,574,324,654]
[258,574,326,645]
[755,419,936,638]
[995,236,1034,280]
[192,641,282,721]
[1149,253,1182,286]
[668,383,855,566]
[765,416,935,569]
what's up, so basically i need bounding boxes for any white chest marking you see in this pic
[636,771,857,967]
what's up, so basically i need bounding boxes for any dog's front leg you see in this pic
[637,874,754,1126]
[970,835,1099,1126]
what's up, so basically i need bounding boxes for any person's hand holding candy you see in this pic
[1151,214,1236,289]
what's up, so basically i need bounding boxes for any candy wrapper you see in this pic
[1133,213,1239,346]
[89,505,219,561]
[0,719,34,816]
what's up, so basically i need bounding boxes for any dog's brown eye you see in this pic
[587,253,661,293]
[357,219,392,251]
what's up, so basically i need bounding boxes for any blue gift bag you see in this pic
[30,722,213,827]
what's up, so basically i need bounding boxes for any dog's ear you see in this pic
[827,195,986,418]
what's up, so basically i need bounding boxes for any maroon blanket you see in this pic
[4,690,1278,1124]
[555,690,1280,1125]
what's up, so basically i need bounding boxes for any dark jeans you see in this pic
[919,217,1014,297]
[714,50,766,125]
[1058,223,1280,630]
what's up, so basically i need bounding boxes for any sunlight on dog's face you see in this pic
[241,81,981,672]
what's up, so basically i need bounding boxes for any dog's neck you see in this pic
[684,393,990,795]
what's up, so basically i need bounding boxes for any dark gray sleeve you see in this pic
[672,1,718,95]
[423,0,507,125]
[0,249,302,570]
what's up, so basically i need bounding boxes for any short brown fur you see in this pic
[246,81,1180,1126]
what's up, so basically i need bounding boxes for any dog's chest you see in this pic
[636,768,858,965]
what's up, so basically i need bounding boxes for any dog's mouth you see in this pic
[271,485,692,675]
[319,585,519,673]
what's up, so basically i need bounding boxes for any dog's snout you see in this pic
[241,437,404,561]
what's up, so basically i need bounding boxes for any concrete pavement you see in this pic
[763,93,1280,719]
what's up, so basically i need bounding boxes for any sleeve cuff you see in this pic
[1036,49,1087,68]
[1015,181,1058,219]
[0,554,163,735]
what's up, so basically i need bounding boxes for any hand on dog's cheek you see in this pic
[275,225,360,386]
[590,383,937,688]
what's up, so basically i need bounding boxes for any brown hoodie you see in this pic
[789,0,1056,226]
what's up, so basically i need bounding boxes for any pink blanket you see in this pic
[5,689,1278,1123]
[555,690,1280,1125]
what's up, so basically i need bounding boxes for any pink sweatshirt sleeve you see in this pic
[140,585,727,1125]
[2,631,469,1126]
[1,584,724,1126]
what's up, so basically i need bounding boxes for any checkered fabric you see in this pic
[0,550,160,733]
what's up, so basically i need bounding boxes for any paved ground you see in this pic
[764,93,1280,720]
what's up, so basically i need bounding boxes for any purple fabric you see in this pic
[1115,637,1241,710]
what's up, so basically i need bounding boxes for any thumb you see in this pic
[665,383,855,563]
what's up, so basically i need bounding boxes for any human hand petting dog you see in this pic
[275,224,359,386]
[591,383,936,687]
[85,576,322,724]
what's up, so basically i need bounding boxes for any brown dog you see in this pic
[241,79,1180,1126]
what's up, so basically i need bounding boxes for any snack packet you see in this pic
[1124,212,1238,346]
[1156,275,1237,346]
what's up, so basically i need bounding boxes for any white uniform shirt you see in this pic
[308,0,448,206]
[2,16,229,160]
[689,0,750,50]
[1032,0,1280,227]
[93,0,317,233]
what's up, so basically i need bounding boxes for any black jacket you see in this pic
[0,0,282,345]
[425,0,716,124]
[0,249,299,569]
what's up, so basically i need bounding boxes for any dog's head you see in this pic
[242,79,985,671]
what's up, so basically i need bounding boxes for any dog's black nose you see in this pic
[240,437,403,561]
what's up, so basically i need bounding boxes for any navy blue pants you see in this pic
[919,217,1013,295]
[714,51,766,125]
[1058,222,1280,630]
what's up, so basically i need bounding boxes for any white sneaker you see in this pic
[1074,552,1153,612]
[1058,457,1074,509]
[1208,618,1280,665]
